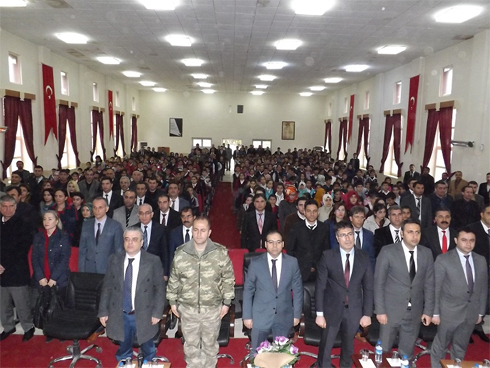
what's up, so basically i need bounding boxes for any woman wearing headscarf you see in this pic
[317,193,333,222]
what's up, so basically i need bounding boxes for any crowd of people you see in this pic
[0,144,489,367]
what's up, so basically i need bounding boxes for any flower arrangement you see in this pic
[251,336,300,368]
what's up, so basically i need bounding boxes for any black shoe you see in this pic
[0,328,16,341]
[474,329,490,343]
[22,327,35,342]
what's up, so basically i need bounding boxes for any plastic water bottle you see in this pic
[375,340,383,363]
[401,355,409,368]
[141,360,149,368]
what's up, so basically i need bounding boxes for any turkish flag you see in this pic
[108,90,114,138]
[405,75,420,153]
[42,64,57,144]
[348,94,355,142]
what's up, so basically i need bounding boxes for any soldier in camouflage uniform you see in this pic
[167,216,235,368]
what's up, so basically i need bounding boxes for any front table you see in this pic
[440,360,483,368]
[351,353,396,368]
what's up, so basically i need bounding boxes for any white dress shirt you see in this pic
[141,221,153,249]
[182,226,193,241]
[103,190,113,204]
[124,250,141,311]
[401,241,418,273]
[437,226,450,250]
[389,224,402,243]
[160,210,170,225]
[94,216,108,237]
[170,197,180,211]
[456,248,476,283]
[266,252,282,288]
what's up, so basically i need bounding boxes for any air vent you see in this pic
[66,49,85,58]
[452,35,473,41]
[45,0,72,8]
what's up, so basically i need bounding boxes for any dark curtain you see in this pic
[336,119,347,159]
[91,109,98,160]
[119,115,126,157]
[98,111,106,160]
[57,105,68,169]
[421,109,439,169]
[363,118,371,168]
[379,115,394,174]
[66,106,81,167]
[1,96,20,179]
[392,113,403,177]
[438,106,453,174]
[324,120,332,153]
[355,117,371,168]
[131,116,138,152]
[18,99,37,167]
[114,113,126,157]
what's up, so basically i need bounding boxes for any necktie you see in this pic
[185,229,190,243]
[143,225,148,250]
[416,197,421,218]
[394,230,401,243]
[308,225,315,231]
[125,208,131,227]
[442,230,448,253]
[123,258,134,312]
[161,213,166,226]
[171,200,175,209]
[95,223,101,245]
[258,213,263,234]
[271,259,278,292]
[139,198,143,206]
[105,194,109,203]
[355,231,361,249]
[464,255,474,294]
[344,254,350,305]
[409,250,416,282]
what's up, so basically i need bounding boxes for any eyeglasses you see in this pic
[337,232,354,238]
[266,240,284,246]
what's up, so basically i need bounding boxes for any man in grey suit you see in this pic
[400,181,433,228]
[79,197,124,274]
[430,227,488,367]
[167,181,190,212]
[374,219,435,359]
[113,190,140,229]
[99,227,166,362]
[243,230,303,351]
[78,169,100,202]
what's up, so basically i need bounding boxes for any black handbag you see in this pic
[33,286,51,329]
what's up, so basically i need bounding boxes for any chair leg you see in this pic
[217,353,234,365]
[48,340,102,368]
[299,351,318,359]
[153,357,170,363]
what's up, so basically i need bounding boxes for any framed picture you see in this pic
[282,121,295,140]
[169,118,183,137]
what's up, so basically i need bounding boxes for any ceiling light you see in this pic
[251,91,265,95]
[300,92,313,97]
[153,88,167,92]
[182,58,204,67]
[191,73,208,79]
[140,0,177,10]
[122,71,142,78]
[264,62,287,70]
[258,75,276,81]
[140,81,156,86]
[202,89,215,94]
[255,85,268,89]
[324,77,343,83]
[196,82,212,88]
[97,57,120,65]
[165,34,192,47]
[309,86,325,91]
[0,0,26,7]
[345,64,369,72]
[55,32,89,44]
[434,5,483,23]
[275,39,302,50]
[377,45,407,55]
[292,0,335,15]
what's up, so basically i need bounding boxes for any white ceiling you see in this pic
[1,0,489,94]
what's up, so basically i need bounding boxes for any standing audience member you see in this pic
[40,188,55,216]
[429,180,453,218]
[448,171,468,199]
[241,194,277,251]
[452,186,481,228]
[401,181,433,228]
[363,203,390,233]
[78,169,100,202]
[113,189,140,229]
[421,208,456,260]
[374,205,404,257]
[477,172,490,205]
[169,207,195,270]
[317,193,333,222]
[50,189,78,245]
[282,196,307,247]
[100,176,123,218]
[157,193,181,230]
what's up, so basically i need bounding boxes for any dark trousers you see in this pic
[116,312,156,362]
[251,315,292,352]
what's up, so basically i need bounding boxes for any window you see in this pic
[344,97,349,113]
[192,138,212,148]
[61,122,76,169]
[60,71,69,95]
[428,109,456,179]
[8,53,22,84]
[132,96,136,111]
[115,91,120,107]
[364,91,370,110]
[440,66,453,96]
[252,140,271,149]
[394,81,402,105]
[387,116,404,177]
[327,102,332,117]
[7,122,33,179]
[92,82,99,102]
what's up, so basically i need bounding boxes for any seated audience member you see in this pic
[49,188,78,245]
[400,181,433,228]
[374,205,404,257]
[421,208,456,260]
[452,186,481,229]
[363,203,389,233]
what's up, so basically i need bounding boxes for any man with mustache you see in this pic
[421,208,456,260]
[169,207,196,268]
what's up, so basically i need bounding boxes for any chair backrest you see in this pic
[228,249,248,286]
[243,252,262,282]
[303,282,316,319]
[69,246,79,272]
[65,272,105,312]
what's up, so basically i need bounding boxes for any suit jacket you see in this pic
[403,170,420,184]
[433,249,488,323]
[452,199,481,229]
[170,196,191,212]
[477,182,490,205]
[112,205,140,229]
[428,193,454,218]
[98,250,165,344]
[287,220,331,281]
[78,217,124,274]
[467,221,490,264]
[374,243,435,323]
[169,225,191,271]
[373,226,397,257]
[240,210,277,251]
[421,226,456,260]
[27,176,46,209]
[331,228,376,269]
[136,221,169,275]
[448,179,468,199]
[400,194,433,228]
[103,191,123,218]
[78,179,100,202]
[242,253,303,330]
[158,208,181,230]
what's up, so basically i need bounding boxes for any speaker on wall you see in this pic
[237,105,244,114]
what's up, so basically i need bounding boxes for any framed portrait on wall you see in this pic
[169,118,183,137]
[282,121,295,140]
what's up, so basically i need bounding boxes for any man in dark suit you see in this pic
[429,180,454,218]
[168,207,195,271]
[5,186,38,235]
[421,208,456,260]
[79,197,124,274]
[27,165,46,210]
[452,186,481,229]
[400,181,433,228]
[145,177,163,212]
[419,166,435,196]
[167,181,190,212]
[403,164,420,185]
[467,204,490,266]
[243,230,303,351]
[241,194,277,251]
[374,205,404,257]
[99,226,165,362]
[477,172,490,205]
[100,176,123,218]
[430,227,488,367]
[374,219,435,359]
[156,193,181,230]
[287,199,330,281]
[315,221,374,368]
[282,196,307,247]
[78,169,100,202]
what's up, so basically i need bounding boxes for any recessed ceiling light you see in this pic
[0,0,26,7]
[434,5,483,23]
[153,87,167,92]
[275,39,302,51]
[255,85,268,89]
[191,73,208,79]
[182,58,204,67]
[258,75,276,81]
[345,65,369,72]
[140,0,177,10]
[264,62,287,70]
[300,92,313,97]
[292,0,335,15]
[97,57,121,65]
[55,32,89,44]
[324,77,343,83]
[202,89,215,94]
[309,86,325,91]
[165,34,192,47]
[140,81,156,87]
[196,82,212,88]
[251,91,265,95]
[122,71,142,78]
[377,45,407,55]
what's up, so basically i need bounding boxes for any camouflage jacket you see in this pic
[167,239,235,311]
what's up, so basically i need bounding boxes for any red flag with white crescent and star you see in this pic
[42,63,57,144]
[108,90,114,138]
[348,94,355,143]
[405,75,420,153]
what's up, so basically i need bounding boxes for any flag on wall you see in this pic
[348,94,355,142]
[405,75,420,153]
[108,90,114,138]
[42,63,57,144]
